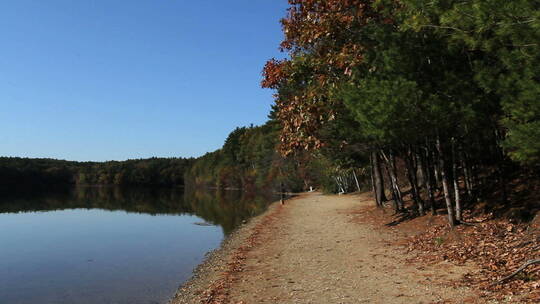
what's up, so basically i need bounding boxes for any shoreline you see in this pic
[170,197,286,304]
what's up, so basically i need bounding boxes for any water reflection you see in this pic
[184,188,278,234]
[0,187,189,215]
[0,187,279,304]
[0,187,279,233]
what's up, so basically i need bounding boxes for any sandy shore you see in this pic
[170,192,483,304]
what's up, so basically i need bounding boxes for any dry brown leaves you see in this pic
[406,211,540,303]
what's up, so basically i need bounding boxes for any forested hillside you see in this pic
[184,111,372,193]
[184,118,309,191]
[0,157,193,190]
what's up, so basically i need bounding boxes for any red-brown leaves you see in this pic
[281,0,378,57]
[261,59,290,89]
[262,1,388,156]
[406,212,540,302]
[275,95,329,155]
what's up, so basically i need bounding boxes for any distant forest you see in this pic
[184,120,282,190]
[183,110,363,193]
[0,157,193,190]
[0,113,331,194]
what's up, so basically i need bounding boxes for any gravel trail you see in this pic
[173,192,481,304]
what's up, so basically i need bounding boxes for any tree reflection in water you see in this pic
[0,186,280,234]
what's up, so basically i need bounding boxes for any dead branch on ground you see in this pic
[493,259,540,285]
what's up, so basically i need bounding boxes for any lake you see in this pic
[0,187,278,304]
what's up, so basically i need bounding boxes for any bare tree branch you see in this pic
[493,259,540,285]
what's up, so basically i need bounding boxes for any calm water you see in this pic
[0,187,278,304]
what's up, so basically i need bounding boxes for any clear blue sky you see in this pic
[0,1,288,161]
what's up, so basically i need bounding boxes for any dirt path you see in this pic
[173,192,481,304]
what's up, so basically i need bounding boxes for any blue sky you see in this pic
[0,1,288,161]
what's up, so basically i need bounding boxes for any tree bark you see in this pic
[417,148,433,215]
[339,178,344,194]
[432,148,442,190]
[370,155,378,205]
[335,176,345,194]
[461,149,473,198]
[280,181,285,205]
[390,151,404,211]
[387,174,400,211]
[371,151,387,207]
[494,128,508,205]
[352,168,361,192]
[412,147,424,214]
[436,135,456,228]
[381,149,404,212]
[369,153,381,207]
[405,146,424,215]
[424,138,436,215]
[451,137,462,221]
[382,159,398,211]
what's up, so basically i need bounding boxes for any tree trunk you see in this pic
[382,159,398,211]
[412,147,424,214]
[432,149,441,190]
[343,174,350,192]
[494,128,508,205]
[371,151,386,207]
[405,146,424,215]
[436,135,456,228]
[370,155,378,205]
[424,138,437,215]
[417,149,433,216]
[390,151,404,211]
[381,149,403,212]
[336,176,346,194]
[461,149,473,198]
[280,181,285,205]
[451,137,462,221]
[352,169,361,192]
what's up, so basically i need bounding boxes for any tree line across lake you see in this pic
[0,157,194,191]
[0,118,336,194]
